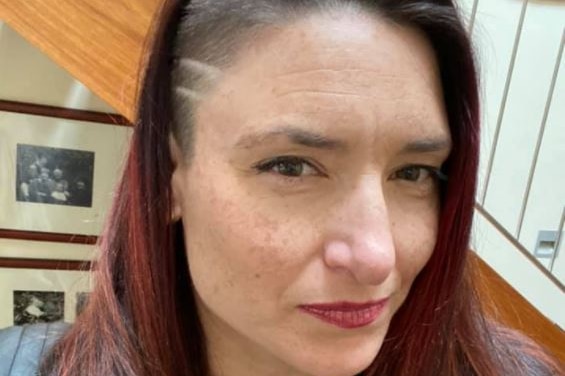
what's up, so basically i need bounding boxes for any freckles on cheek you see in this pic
[186,167,311,293]
[238,217,304,276]
[202,198,292,277]
[394,219,438,281]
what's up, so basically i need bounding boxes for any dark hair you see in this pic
[41,1,562,375]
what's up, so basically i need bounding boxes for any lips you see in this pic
[299,299,388,329]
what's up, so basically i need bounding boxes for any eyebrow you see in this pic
[234,125,451,154]
[400,138,452,154]
[235,125,348,151]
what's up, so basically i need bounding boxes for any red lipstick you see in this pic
[299,299,388,329]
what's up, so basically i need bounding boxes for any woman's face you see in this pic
[172,10,450,376]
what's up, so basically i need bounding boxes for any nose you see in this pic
[323,174,395,286]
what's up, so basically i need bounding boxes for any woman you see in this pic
[33,0,561,375]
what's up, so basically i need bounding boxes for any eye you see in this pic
[254,156,321,178]
[391,165,447,183]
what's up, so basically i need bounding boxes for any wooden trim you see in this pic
[0,257,92,271]
[0,99,131,126]
[0,229,98,245]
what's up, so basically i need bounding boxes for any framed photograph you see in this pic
[16,143,95,208]
[0,100,132,239]
[0,258,93,329]
[13,290,65,325]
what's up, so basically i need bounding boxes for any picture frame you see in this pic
[0,257,93,329]
[0,100,132,240]
[0,237,96,262]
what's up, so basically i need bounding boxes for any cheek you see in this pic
[391,204,438,287]
[181,176,312,308]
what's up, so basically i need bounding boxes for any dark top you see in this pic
[0,322,69,376]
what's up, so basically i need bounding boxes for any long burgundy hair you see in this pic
[42,1,561,375]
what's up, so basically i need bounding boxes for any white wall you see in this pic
[0,23,115,328]
[478,1,565,254]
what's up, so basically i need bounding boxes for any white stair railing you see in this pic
[458,0,565,328]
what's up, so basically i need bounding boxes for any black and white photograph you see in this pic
[16,144,95,208]
[13,290,64,325]
[0,260,93,328]
[1,108,132,236]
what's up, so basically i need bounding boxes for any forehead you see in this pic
[192,11,449,147]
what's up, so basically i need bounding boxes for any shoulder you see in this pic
[0,322,70,376]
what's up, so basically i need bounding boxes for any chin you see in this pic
[298,356,376,376]
[289,337,382,376]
